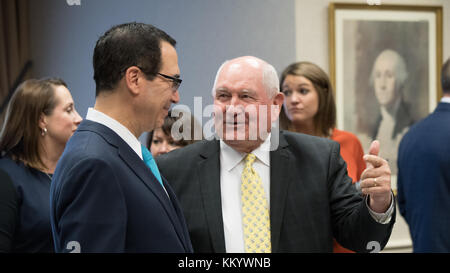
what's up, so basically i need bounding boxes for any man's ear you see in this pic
[124,66,142,96]
[271,92,285,123]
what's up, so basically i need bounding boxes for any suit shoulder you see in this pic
[157,139,216,165]
[281,130,337,149]
[62,130,114,160]
[280,131,339,161]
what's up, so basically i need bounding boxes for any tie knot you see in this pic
[244,153,257,166]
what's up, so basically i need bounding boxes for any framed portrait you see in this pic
[329,3,443,251]
[329,3,443,181]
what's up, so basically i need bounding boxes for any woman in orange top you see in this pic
[279,61,366,253]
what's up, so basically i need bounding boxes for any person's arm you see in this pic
[0,170,18,253]
[52,157,127,253]
[328,142,395,253]
[360,141,393,213]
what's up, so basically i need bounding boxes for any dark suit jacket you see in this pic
[157,131,395,253]
[50,120,193,253]
[0,169,17,253]
[397,102,450,252]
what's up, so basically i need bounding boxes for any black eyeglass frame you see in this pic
[131,65,182,91]
[156,72,182,90]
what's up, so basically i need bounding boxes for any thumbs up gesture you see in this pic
[360,140,392,213]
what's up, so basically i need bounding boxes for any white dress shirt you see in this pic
[219,133,394,253]
[441,96,450,103]
[86,107,143,159]
[220,134,271,253]
[86,108,169,196]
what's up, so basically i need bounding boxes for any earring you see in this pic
[41,128,47,136]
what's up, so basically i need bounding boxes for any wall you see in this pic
[28,0,297,143]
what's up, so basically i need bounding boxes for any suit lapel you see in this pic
[197,140,226,253]
[118,143,190,251]
[161,176,193,252]
[269,133,292,253]
[80,120,189,251]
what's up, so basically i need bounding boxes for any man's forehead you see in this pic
[215,73,262,93]
[217,63,261,84]
[375,52,398,68]
[223,57,262,73]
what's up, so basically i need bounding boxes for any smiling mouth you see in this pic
[225,122,245,126]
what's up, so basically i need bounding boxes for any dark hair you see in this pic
[442,58,450,94]
[146,110,201,149]
[0,78,67,170]
[93,22,176,96]
[279,62,336,137]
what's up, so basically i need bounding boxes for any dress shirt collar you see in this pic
[86,107,143,160]
[219,134,271,171]
[441,96,450,104]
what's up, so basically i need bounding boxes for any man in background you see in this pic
[397,58,450,252]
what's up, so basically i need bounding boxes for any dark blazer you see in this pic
[397,102,450,252]
[0,168,18,253]
[50,120,193,253]
[0,157,53,252]
[157,131,395,253]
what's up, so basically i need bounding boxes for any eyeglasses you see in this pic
[135,66,182,91]
[157,72,182,91]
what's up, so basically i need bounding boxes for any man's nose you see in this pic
[380,76,387,89]
[157,142,170,156]
[172,90,180,104]
[229,95,240,106]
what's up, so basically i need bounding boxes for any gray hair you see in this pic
[369,49,408,92]
[212,56,280,98]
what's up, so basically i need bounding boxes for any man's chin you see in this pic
[151,118,164,132]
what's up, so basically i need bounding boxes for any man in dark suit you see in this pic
[397,58,450,252]
[50,23,192,253]
[157,56,395,253]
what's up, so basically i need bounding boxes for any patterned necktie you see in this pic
[141,144,163,187]
[241,153,271,253]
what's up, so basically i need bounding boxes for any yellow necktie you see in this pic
[241,153,271,253]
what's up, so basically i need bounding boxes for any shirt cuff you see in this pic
[365,192,394,224]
